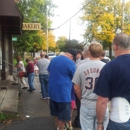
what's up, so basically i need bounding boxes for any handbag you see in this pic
[24,72,28,77]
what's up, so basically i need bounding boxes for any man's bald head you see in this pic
[40,51,45,58]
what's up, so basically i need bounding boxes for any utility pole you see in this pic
[121,0,125,33]
[46,6,49,55]
[69,20,71,42]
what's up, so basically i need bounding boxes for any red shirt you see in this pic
[26,62,34,74]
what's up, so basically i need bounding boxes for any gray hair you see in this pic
[113,33,130,50]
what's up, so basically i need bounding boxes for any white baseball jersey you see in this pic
[72,60,105,108]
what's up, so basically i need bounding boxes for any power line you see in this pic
[50,0,92,30]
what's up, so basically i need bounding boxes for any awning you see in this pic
[0,0,23,35]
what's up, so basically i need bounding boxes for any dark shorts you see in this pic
[50,99,71,122]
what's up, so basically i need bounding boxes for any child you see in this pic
[66,84,76,130]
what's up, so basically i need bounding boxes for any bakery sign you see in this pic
[22,23,41,30]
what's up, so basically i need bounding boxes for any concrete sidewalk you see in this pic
[0,76,81,130]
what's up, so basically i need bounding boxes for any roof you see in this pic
[0,0,23,35]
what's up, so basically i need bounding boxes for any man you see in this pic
[72,43,109,130]
[75,50,82,64]
[73,47,90,128]
[94,33,130,130]
[37,51,50,99]
[100,50,110,63]
[47,49,76,130]
[76,47,90,67]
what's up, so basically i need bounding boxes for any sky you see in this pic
[50,0,84,42]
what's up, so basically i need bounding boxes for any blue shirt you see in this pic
[47,55,76,102]
[94,54,130,103]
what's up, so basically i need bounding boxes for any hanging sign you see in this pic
[22,23,41,30]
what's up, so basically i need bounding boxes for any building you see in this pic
[0,0,23,80]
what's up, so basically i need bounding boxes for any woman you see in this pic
[26,59,35,92]
[12,55,27,89]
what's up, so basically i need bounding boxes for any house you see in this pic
[0,0,23,80]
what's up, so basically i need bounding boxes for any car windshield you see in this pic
[48,53,55,56]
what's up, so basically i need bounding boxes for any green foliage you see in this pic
[59,39,84,52]
[0,114,6,121]
[0,113,20,123]
[14,0,56,53]
[56,36,67,51]
[81,0,130,58]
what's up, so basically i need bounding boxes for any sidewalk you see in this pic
[0,76,81,130]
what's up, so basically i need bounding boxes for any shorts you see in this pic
[71,100,76,109]
[50,99,71,122]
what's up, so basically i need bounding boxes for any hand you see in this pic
[97,124,104,130]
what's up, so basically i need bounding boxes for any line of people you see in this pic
[12,32,130,130]
[48,33,130,130]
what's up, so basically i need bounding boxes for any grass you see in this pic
[0,114,6,121]
[0,113,20,124]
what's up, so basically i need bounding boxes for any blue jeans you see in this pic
[107,119,130,130]
[80,105,109,130]
[39,74,49,98]
[28,72,35,90]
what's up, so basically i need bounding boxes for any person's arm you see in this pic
[74,84,81,100]
[96,96,108,130]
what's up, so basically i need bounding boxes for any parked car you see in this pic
[48,53,56,59]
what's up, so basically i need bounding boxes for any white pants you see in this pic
[13,74,27,87]
[80,105,109,130]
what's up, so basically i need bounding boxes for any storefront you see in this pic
[0,0,23,80]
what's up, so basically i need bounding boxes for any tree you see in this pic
[81,0,130,58]
[13,0,56,54]
[41,31,56,52]
[56,36,67,51]
[60,39,84,52]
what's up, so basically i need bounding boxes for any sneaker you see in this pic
[65,123,73,130]
[27,89,32,92]
[46,97,50,99]
[41,96,46,100]
[22,87,28,89]
[12,83,18,85]
[67,126,73,130]
[57,127,66,130]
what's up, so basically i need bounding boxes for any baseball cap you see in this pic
[67,49,77,60]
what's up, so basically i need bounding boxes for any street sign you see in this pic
[12,37,17,41]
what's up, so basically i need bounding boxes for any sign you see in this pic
[12,37,17,41]
[22,23,41,30]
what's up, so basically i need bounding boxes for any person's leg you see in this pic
[44,74,49,97]
[27,73,31,90]
[12,73,18,85]
[39,74,46,98]
[50,99,58,128]
[67,109,74,129]
[27,73,35,90]
[58,102,71,130]
[103,108,109,129]
[30,72,35,89]
[58,120,65,130]
[20,77,27,88]
[80,105,95,130]
[73,94,81,128]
